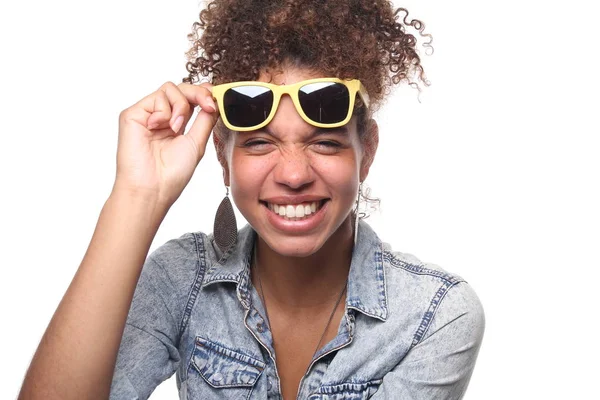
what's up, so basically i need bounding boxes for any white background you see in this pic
[1,0,598,398]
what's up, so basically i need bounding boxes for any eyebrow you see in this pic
[261,125,349,137]
[315,126,349,136]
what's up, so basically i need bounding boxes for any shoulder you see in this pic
[139,231,213,295]
[149,231,207,266]
[142,227,251,288]
[383,245,464,283]
[381,241,465,295]
[380,242,485,346]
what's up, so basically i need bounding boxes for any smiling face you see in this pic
[220,67,377,257]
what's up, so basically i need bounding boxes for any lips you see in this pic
[262,197,329,233]
[260,196,329,228]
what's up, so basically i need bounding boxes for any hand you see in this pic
[113,81,218,207]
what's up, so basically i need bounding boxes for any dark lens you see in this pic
[298,82,350,124]
[223,86,274,128]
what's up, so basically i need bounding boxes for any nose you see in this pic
[269,96,316,190]
[273,146,315,190]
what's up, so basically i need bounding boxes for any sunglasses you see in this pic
[211,78,370,132]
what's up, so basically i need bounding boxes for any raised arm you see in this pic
[18,82,218,399]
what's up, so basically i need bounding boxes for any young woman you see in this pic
[19,1,484,399]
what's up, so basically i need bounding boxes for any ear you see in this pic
[213,133,231,186]
[360,118,379,182]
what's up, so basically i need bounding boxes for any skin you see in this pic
[18,82,219,399]
[227,68,367,257]
[219,67,379,399]
[18,67,379,399]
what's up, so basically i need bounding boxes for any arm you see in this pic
[18,81,218,400]
[19,189,168,399]
[372,282,485,400]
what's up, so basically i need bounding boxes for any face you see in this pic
[223,68,375,257]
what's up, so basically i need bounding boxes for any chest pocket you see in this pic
[308,380,382,400]
[187,336,265,399]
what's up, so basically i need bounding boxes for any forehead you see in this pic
[257,65,324,85]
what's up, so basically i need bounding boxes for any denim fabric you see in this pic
[109,220,484,399]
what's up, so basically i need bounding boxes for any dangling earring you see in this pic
[213,186,238,254]
[354,181,363,245]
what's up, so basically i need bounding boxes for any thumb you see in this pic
[185,109,219,165]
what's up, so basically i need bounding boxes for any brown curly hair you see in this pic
[182,0,431,162]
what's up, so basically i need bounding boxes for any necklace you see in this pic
[253,245,348,359]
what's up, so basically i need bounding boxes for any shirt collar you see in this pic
[202,225,256,309]
[201,220,388,321]
[346,220,388,321]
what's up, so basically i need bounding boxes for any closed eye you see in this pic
[241,138,277,154]
[244,139,271,147]
[316,140,341,147]
[312,140,344,154]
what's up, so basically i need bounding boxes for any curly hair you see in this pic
[183,0,431,166]
[184,0,430,106]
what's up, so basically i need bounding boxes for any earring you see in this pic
[213,186,238,254]
[354,181,363,245]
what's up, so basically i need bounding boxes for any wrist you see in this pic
[110,181,171,208]
[108,185,171,224]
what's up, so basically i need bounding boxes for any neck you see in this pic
[253,216,354,309]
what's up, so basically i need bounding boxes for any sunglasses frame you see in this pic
[211,77,370,132]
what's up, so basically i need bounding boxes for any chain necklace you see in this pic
[253,245,348,360]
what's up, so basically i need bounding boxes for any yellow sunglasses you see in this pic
[211,77,370,132]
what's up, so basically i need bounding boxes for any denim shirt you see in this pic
[109,220,484,399]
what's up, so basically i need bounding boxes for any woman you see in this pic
[19,0,484,399]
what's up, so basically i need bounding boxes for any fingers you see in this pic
[171,82,218,135]
[149,82,220,164]
[177,82,217,113]
[145,90,172,130]
[123,81,218,134]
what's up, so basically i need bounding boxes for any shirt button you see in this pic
[257,323,265,333]
[212,372,223,382]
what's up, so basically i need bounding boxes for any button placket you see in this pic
[243,286,282,397]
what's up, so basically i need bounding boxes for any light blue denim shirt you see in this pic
[110,220,484,399]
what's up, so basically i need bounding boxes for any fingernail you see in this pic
[172,115,184,133]
[205,97,216,112]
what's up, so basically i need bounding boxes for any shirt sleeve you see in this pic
[109,233,200,399]
[372,282,485,400]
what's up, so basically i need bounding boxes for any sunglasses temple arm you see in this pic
[358,83,371,109]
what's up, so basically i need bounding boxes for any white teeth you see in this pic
[286,205,296,218]
[267,201,322,219]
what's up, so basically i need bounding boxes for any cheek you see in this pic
[229,152,274,201]
[310,153,360,200]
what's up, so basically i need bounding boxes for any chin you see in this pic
[259,233,327,258]
[251,213,354,258]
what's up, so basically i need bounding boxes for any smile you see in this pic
[264,200,326,220]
